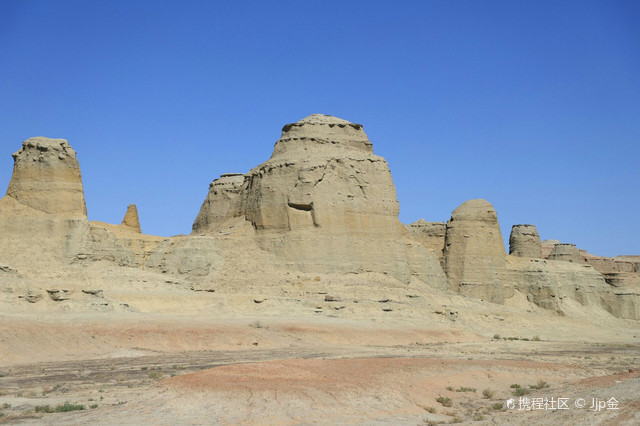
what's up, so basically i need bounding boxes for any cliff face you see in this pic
[0,117,637,320]
[190,114,447,285]
[6,137,87,217]
[443,199,507,303]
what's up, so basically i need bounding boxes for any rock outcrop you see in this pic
[406,220,446,256]
[509,224,542,258]
[443,199,508,303]
[191,114,447,285]
[192,173,244,234]
[121,204,142,233]
[548,243,582,263]
[5,137,87,217]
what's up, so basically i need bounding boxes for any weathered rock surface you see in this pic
[192,114,447,285]
[443,199,508,303]
[548,243,582,263]
[541,239,561,258]
[192,174,244,234]
[509,224,542,258]
[406,220,446,255]
[121,204,142,233]
[6,137,87,217]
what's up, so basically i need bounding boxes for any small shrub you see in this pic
[512,387,530,396]
[141,367,148,371]
[35,405,53,413]
[2,403,10,409]
[529,379,549,390]
[424,406,437,413]
[148,371,162,380]
[455,387,476,392]
[492,402,504,411]
[446,386,454,391]
[473,413,485,421]
[493,334,500,340]
[436,396,452,407]
[482,388,495,399]
[54,402,85,413]
[509,383,521,389]
[449,417,463,424]
[89,404,98,409]
[532,335,541,341]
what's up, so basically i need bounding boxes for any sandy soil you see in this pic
[0,313,638,425]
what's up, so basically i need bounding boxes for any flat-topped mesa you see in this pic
[271,114,373,159]
[120,204,142,233]
[192,173,245,234]
[6,137,87,217]
[548,243,582,263]
[509,224,542,258]
[443,199,507,303]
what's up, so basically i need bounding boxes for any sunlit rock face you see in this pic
[6,137,87,217]
[443,199,507,303]
[509,224,542,258]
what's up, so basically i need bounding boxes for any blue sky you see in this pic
[1,0,638,256]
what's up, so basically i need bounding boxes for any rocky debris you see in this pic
[82,289,104,297]
[324,295,340,302]
[6,137,87,217]
[443,199,508,303]
[192,173,245,234]
[0,264,17,274]
[548,243,582,263]
[509,224,543,258]
[405,219,446,255]
[121,204,142,233]
[18,290,43,303]
[46,289,71,301]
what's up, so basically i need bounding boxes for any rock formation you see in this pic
[5,137,87,217]
[192,173,244,234]
[191,114,447,285]
[548,243,582,263]
[121,204,142,233]
[443,199,508,303]
[0,117,637,320]
[405,220,446,255]
[509,224,542,258]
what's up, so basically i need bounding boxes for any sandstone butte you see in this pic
[0,115,638,320]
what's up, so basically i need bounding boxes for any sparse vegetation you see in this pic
[512,387,530,396]
[141,366,148,371]
[436,396,452,407]
[424,406,437,413]
[446,386,454,391]
[148,371,163,380]
[509,383,521,388]
[473,413,485,421]
[492,402,504,410]
[454,386,476,392]
[35,402,85,413]
[482,388,495,399]
[532,335,541,341]
[89,404,98,409]
[423,420,438,426]
[448,417,463,424]
[529,379,549,390]
[493,334,500,340]
[1,403,10,409]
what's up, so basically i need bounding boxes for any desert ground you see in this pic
[1,275,638,425]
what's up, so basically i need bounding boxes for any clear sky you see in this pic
[1,1,638,257]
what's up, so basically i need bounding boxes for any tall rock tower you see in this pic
[443,199,507,303]
[6,137,87,217]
